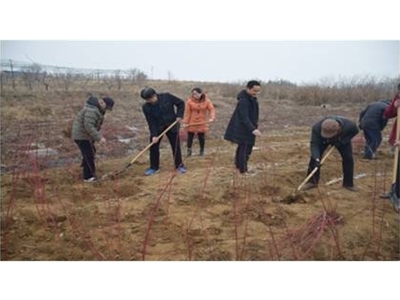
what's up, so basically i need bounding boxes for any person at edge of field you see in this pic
[380,88,399,200]
[302,116,359,192]
[140,87,187,176]
[72,95,114,182]
[224,80,261,174]
[183,87,216,157]
[384,83,400,156]
[358,99,390,159]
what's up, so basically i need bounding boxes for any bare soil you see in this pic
[1,86,399,260]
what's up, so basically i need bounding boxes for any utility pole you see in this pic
[9,59,15,90]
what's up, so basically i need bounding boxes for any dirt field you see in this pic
[1,85,399,261]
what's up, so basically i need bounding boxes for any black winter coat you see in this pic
[142,93,185,137]
[310,116,359,160]
[359,99,390,130]
[224,90,259,145]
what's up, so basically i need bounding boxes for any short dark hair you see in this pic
[397,83,400,90]
[246,80,261,89]
[102,97,114,110]
[140,87,157,100]
[191,87,203,94]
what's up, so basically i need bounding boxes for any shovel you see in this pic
[101,120,179,180]
[280,146,335,204]
[297,145,335,191]
[387,106,400,212]
[182,120,212,128]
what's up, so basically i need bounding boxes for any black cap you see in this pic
[102,97,114,111]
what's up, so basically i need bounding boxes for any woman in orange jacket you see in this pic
[183,88,216,156]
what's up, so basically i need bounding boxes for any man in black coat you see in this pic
[302,116,359,191]
[140,87,186,175]
[224,80,261,174]
[359,99,390,159]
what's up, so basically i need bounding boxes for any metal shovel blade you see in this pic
[101,163,131,181]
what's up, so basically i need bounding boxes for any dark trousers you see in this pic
[395,154,399,197]
[235,143,254,173]
[75,140,96,180]
[363,128,382,159]
[149,130,183,170]
[307,142,354,187]
[187,132,205,151]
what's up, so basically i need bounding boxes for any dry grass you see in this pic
[1,77,399,260]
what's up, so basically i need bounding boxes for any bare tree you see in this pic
[114,70,122,90]
[77,73,91,90]
[41,72,49,91]
[102,74,114,90]
[136,71,148,85]
[9,60,16,90]
[55,70,74,91]
[20,63,42,90]
[129,68,148,83]
[167,70,174,82]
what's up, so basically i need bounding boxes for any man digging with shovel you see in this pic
[301,116,359,192]
[140,87,187,176]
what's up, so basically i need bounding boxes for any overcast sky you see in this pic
[1,1,400,299]
[1,40,399,84]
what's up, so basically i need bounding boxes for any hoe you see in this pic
[101,120,179,180]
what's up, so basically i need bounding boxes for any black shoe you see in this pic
[199,149,204,156]
[187,148,192,157]
[343,186,358,192]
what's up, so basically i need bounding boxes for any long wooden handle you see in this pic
[392,106,400,184]
[297,146,335,191]
[127,120,179,165]
[184,121,212,127]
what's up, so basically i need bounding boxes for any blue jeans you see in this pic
[363,128,382,159]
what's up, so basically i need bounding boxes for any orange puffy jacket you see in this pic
[183,96,216,133]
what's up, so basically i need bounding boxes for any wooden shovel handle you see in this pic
[297,146,335,191]
[392,106,400,184]
[127,120,179,166]
[184,120,212,128]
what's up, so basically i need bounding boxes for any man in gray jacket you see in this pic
[72,95,114,182]
[359,99,390,159]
